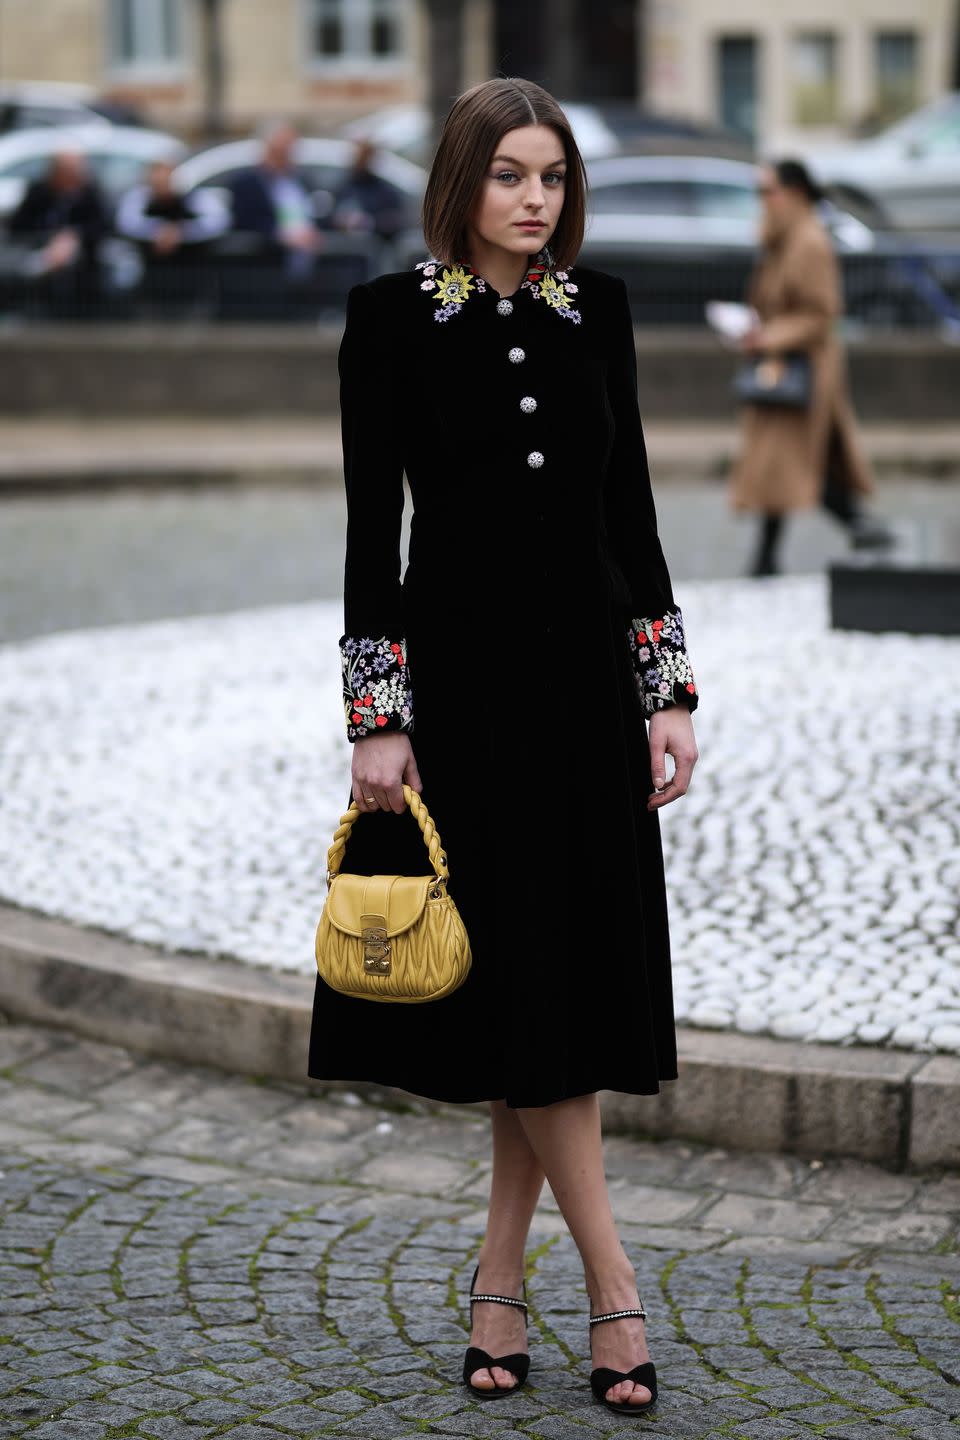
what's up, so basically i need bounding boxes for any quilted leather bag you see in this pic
[734,351,811,408]
[315,784,472,1003]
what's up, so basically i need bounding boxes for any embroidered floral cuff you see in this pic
[340,635,414,742]
[628,607,699,716]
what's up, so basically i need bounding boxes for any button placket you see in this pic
[505,321,543,467]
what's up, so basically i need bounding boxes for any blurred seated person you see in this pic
[328,138,406,243]
[115,157,228,313]
[7,150,107,315]
[227,120,321,280]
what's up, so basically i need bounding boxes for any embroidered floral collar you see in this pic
[414,249,581,325]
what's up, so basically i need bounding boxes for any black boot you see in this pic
[749,513,784,576]
[847,512,897,550]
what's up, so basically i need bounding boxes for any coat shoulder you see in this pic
[789,217,834,264]
[347,266,427,321]
[567,264,631,327]
[567,262,627,298]
[565,263,631,342]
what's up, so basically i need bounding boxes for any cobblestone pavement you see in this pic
[1,1021,958,1440]
[1,475,957,644]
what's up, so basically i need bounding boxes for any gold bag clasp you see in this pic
[362,913,391,975]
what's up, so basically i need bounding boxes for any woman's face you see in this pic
[757,165,805,236]
[465,124,567,261]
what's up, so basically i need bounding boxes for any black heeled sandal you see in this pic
[589,1297,658,1414]
[462,1263,530,1399]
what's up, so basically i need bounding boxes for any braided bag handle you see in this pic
[326,784,449,883]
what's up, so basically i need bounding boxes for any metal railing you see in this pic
[1,227,958,332]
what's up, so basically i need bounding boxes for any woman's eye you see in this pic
[545,172,566,185]
[494,170,518,182]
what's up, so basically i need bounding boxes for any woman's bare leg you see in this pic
[469,1099,545,1391]
[515,1092,651,1407]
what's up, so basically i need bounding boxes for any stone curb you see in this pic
[0,901,957,1172]
[0,423,958,492]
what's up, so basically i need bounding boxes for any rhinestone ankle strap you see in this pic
[590,1304,647,1324]
[470,1291,528,1310]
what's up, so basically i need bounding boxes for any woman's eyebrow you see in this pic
[491,154,567,168]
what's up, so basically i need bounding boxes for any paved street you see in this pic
[1,474,958,644]
[1,1020,958,1440]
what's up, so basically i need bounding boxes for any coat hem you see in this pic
[304,1067,679,1109]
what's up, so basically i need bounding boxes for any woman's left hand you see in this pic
[647,706,699,810]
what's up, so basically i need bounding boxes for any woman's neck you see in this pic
[461,239,536,299]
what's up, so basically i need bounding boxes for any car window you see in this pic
[88,151,154,197]
[692,181,758,220]
[187,162,340,194]
[588,180,693,215]
[916,111,960,154]
[16,104,90,129]
[1,154,51,181]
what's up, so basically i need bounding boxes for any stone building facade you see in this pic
[0,0,954,145]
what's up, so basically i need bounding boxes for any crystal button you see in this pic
[520,396,537,413]
[527,451,544,468]
[496,298,514,315]
[508,347,525,364]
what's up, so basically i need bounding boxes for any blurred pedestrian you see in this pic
[7,150,107,316]
[327,138,407,242]
[115,157,227,314]
[730,158,893,576]
[227,119,321,280]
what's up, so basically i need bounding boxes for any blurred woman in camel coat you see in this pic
[730,159,891,575]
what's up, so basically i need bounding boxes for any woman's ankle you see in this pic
[585,1255,639,1312]
[475,1248,526,1291]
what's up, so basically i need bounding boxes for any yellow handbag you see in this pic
[315,784,472,1003]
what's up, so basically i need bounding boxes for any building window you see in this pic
[108,0,183,71]
[875,32,919,125]
[306,0,408,68]
[716,35,759,143]
[790,33,839,126]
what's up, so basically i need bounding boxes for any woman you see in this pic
[308,77,699,1416]
[731,158,891,575]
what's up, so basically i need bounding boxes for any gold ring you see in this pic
[364,796,376,803]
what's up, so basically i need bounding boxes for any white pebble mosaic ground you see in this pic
[0,575,958,1055]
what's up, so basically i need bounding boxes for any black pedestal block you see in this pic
[830,559,960,635]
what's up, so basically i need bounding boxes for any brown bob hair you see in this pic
[421,77,587,272]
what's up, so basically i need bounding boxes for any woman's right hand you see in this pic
[352,733,422,814]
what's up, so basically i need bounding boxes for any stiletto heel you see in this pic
[462,1263,530,1398]
[588,1296,657,1414]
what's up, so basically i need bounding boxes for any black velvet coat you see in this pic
[307,250,699,1108]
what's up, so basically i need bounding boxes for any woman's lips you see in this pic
[515,222,545,229]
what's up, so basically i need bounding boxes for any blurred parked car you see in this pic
[0,125,184,222]
[339,102,751,168]
[588,102,752,159]
[0,82,113,135]
[805,92,960,230]
[338,102,620,165]
[582,156,874,254]
[575,155,960,328]
[174,138,426,232]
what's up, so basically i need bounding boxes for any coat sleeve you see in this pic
[337,281,414,742]
[602,276,698,717]
[761,230,840,353]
